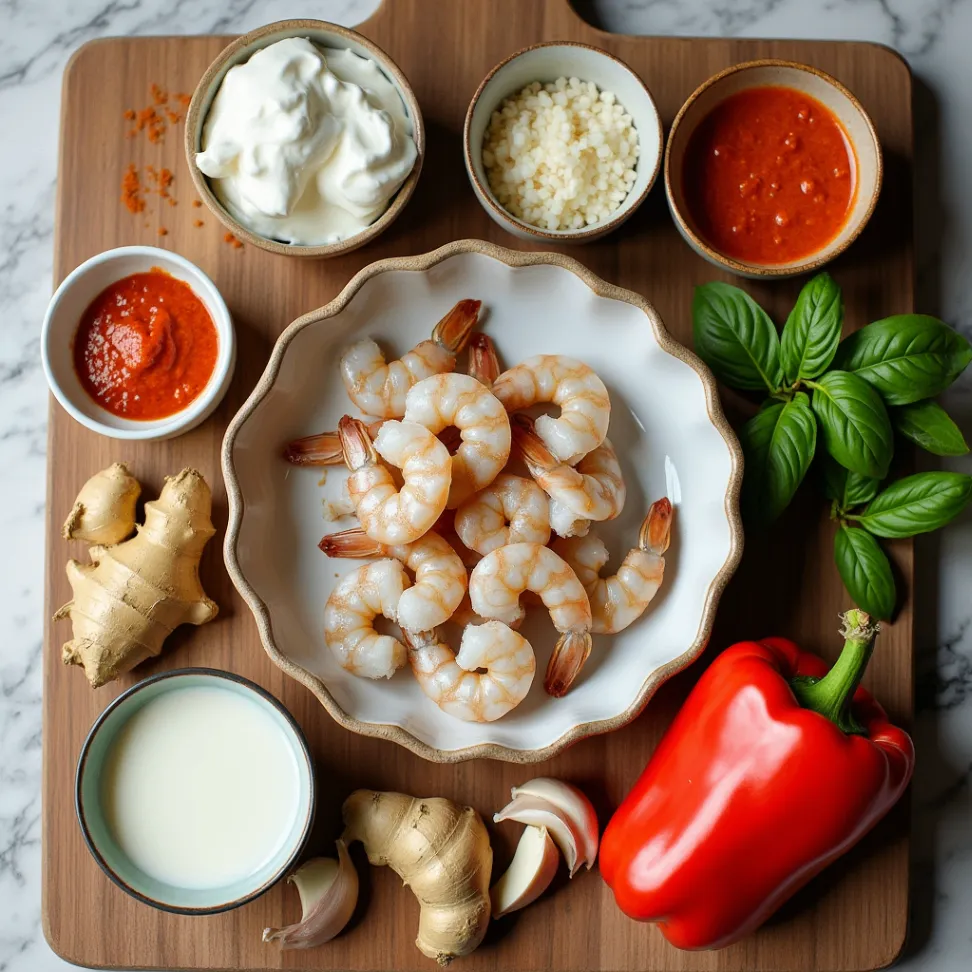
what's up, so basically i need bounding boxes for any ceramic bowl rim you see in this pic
[40,245,235,441]
[221,238,745,763]
[663,58,884,277]
[74,667,316,916]
[462,41,664,242]
[184,18,425,259]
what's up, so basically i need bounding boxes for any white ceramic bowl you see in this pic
[41,246,236,440]
[464,43,663,244]
[223,240,743,763]
[185,19,424,259]
[76,669,315,915]
[665,59,882,279]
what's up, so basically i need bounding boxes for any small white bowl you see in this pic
[41,246,235,440]
[464,42,663,244]
[665,60,882,279]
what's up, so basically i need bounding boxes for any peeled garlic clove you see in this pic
[490,825,560,918]
[62,462,141,545]
[263,840,358,949]
[493,777,599,877]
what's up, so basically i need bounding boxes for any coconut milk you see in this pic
[100,685,302,889]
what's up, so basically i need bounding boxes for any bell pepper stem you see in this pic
[789,610,880,735]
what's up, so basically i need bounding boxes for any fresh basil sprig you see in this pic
[693,274,972,619]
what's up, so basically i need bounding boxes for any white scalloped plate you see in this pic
[223,240,743,762]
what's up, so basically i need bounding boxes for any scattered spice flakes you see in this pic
[123,83,191,144]
[123,108,136,121]
[191,199,203,208]
[193,219,205,228]
[121,163,145,214]
[224,232,244,249]
[157,227,168,236]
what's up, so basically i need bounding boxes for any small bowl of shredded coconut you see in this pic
[464,43,662,242]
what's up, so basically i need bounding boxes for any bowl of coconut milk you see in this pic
[75,669,315,914]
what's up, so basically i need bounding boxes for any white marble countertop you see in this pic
[2,0,970,969]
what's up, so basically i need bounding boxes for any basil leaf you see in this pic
[739,394,817,522]
[810,371,894,479]
[693,282,783,392]
[821,454,880,510]
[891,400,970,456]
[833,315,972,405]
[834,526,896,621]
[780,272,842,382]
[854,471,972,538]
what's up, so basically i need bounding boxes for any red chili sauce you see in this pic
[682,85,856,264]
[73,270,218,420]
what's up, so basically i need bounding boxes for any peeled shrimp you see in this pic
[340,299,480,418]
[553,498,673,634]
[492,354,610,463]
[323,560,410,679]
[339,416,451,545]
[454,474,551,555]
[513,414,625,535]
[320,527,467,631]
[403,373,511,508]
[405,621,535,722]
[469,542,593,698]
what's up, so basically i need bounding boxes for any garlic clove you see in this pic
[263,839,358,949]
[490,825,559,918]
[493,777,599,877]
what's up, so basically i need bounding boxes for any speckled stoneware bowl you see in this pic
[464,42,663,244]
[222,239,743,763]
[185,19,425,259]
[665,59,882,278]
[76,669,315,915]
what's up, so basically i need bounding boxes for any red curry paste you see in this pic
[683,85,856,264]
[73,270,218,420]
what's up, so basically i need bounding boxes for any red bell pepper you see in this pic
[600,610,914,951]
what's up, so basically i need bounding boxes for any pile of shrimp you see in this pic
[284,300,675,724]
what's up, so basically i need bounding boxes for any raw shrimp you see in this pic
[553,498,673,634]
[492,354,610,463]
[319,527,467,631]
[512,414,625,533]
[469,542,593,697]
[339,416,451,545]
[323,560,410,679]
[454,474,551,555]
[404,621,535,722]
[340,299,480,418]
[403,373,511,508]
[284,422,461,467]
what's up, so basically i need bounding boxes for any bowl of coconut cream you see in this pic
[186,20,424,257]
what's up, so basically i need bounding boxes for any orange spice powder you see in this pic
[121,164,145,214]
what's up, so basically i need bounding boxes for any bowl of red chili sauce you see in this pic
[42,247,235,440]
[665,60,881,278]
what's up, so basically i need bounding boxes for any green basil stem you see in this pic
[789,609,880,735]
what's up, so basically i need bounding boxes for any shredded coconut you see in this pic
[482,77,640,231]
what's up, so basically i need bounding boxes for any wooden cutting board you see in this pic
[42,1,915,969]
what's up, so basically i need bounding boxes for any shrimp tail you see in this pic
[468,333,501,387]
[319,527,385,558]
[283,432,344,466]
[338,415,379,471]
[640,498,673,555]
[510,413,557,473]
[432,299,481,353]
[544,629,593,697]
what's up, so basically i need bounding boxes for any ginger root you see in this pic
[55,468,218,687]
[342,789,492,965]
[62,462,141,545]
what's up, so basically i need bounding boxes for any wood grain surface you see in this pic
[42,1,915,969]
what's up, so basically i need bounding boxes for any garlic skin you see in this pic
[62,462,141,545]
[263,840,358,949]
[493,778,599,877]
[490,825,559,918]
